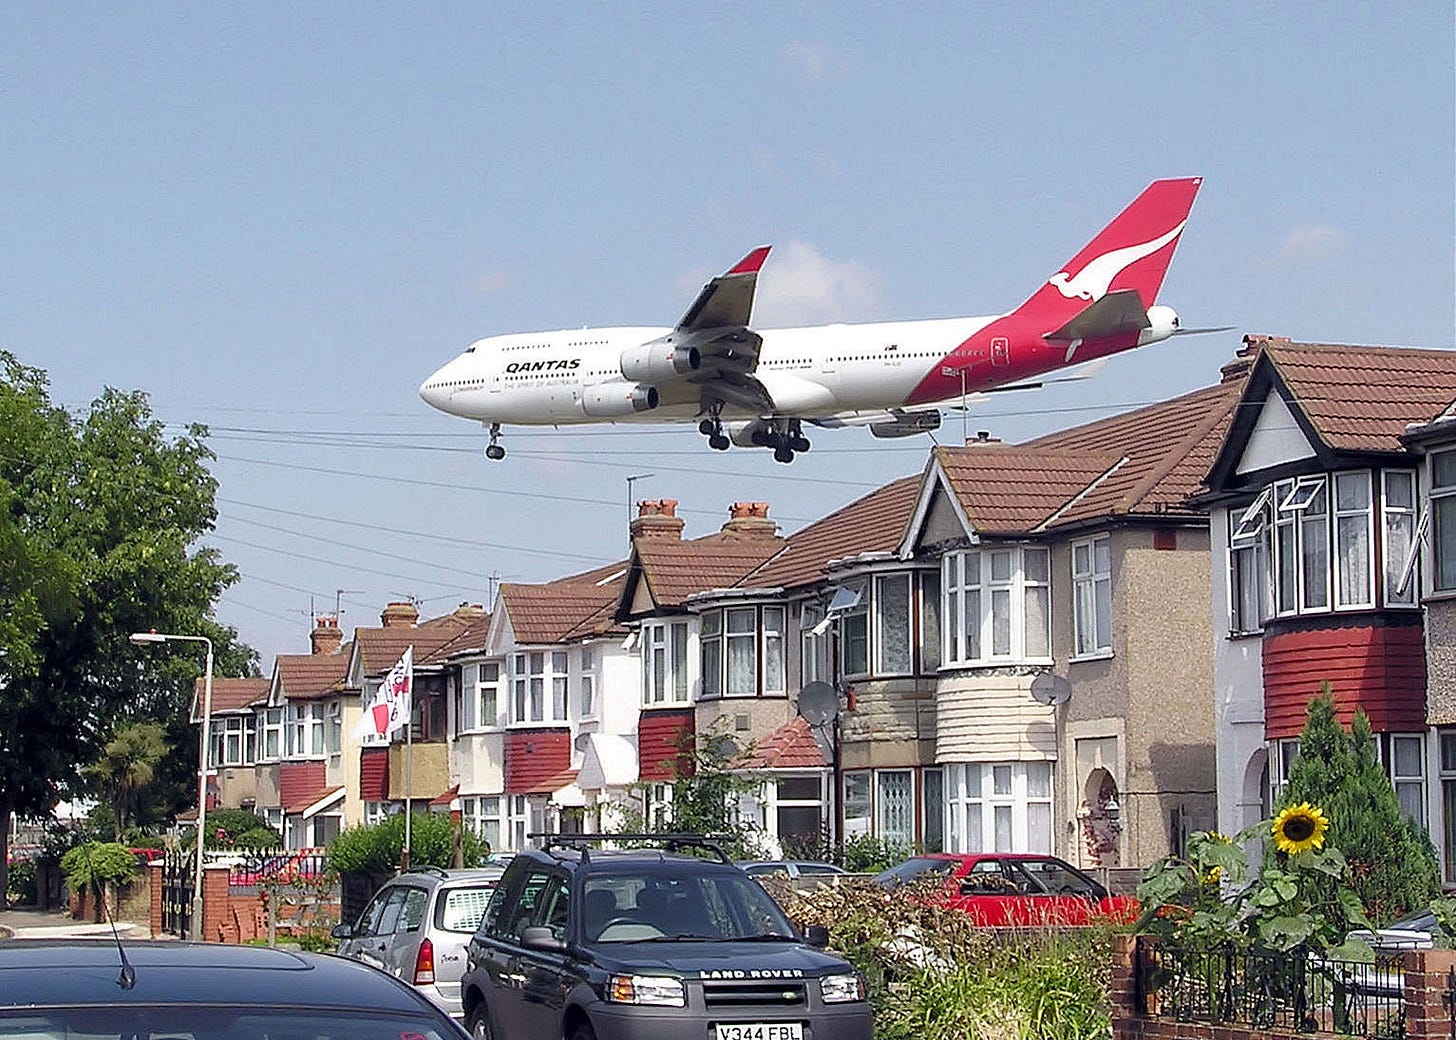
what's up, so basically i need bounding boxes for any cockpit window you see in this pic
[465,346,475,353]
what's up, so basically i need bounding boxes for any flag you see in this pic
[353,646,413,740]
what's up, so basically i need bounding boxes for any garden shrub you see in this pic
[59,841,138,892]
[326,811,486,874]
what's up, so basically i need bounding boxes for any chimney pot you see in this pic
[310,615,344,655]
[722,502,778,538]
[631,498,684,541]
[381,601,420,628]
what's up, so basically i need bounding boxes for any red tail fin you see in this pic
[1014,177,1202,326]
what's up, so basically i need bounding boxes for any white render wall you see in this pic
[1210,505,1268,837]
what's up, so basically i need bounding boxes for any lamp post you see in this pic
[131,630,213,939]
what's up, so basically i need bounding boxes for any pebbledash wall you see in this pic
[1109,935,1456,1039]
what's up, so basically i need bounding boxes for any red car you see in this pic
[874,852,1137,927]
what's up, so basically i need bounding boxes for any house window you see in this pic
[479,662,501,729]
[945,762,1053,854]
[1382,471,1418,605]
[874,574,912,675]
[1442,731,1456,883]
[1229,495,1273,634]
[919,571,942,672]
[460,795,504,852]
[877,771,914,848]
[578,647,596,718]
[699,606,794,698]
[325,700,341,755]
[1299,481,1331,610]
[260,707,282,762]
[772,775,824,854]
[1386,734,1425,827]
[1072,537,1112,656]
[800,604,831,685]
[552,651,569,720]
[922,767,945,853]
[509,795,530,851]
[840,583,870,676]
[457,664,479,732]
[1433,452,1456,591]
[643,622,690,705]
[285,703,325,759]
[1268,738,1299,808]
[842,771,872,838]
[211,715,255,768]
[763,607,785,694]
[700,613,722,699]
[944,548,1052,666]
[1334,472,1373,608]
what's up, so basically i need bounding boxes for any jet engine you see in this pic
[581,383,659,418]
[870,410,942,439]
[1137,305,1179,346]
[620,341,700,382]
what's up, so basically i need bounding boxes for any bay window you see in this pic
[260,707,283,762]
[945,761,1054,854]
[945,546,1052,665]
[1434,451,1456,591]
[1334,472,1373,607]
[457,664,479,732]
[479,662,501,728]
[874,574,912,674]
[1229,493,1273,634]
[726,608,757,695]
[1072,538,1111,656]
[211,715,256,768]
[840,583,869,676]
[285,703,325,759]
[698,604,790,698]
[643,621,690,705]
[763,607,785,694]
[1382,471,1418,604]
[552,651,569,720]
[800,603,831,685]
[579,647,596,718]
[700,613,722,699]
[511,652,568,724]
[460,795,504,851]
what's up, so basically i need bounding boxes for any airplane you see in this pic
[420,177,1214,463]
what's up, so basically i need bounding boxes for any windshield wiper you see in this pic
[728,933,799,942]
[639,934,719,942]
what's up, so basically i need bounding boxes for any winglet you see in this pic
[728,246,772,276]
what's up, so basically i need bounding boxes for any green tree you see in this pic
[1279,692,1439,924]
[0,352,254,904]
[83,721,168,839]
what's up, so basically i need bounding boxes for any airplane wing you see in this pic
[677,246,770,333]
[671,247,776,414]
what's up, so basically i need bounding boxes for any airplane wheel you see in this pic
[709,435,730,451]
[485,444,506,461]
[773,446,795,464]
[791,436,811,453]
[698,419,716,436]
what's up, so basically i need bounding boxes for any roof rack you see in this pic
[526,832,732,866]
[414,864,451,878]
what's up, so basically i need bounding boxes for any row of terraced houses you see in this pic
[197,335,1456,886]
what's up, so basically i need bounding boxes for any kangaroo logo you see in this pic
[1048,220,1187,301]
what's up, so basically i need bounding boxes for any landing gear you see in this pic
[709,434,730,451]
[484,423,506,461]
[773,445,794,464]
[699,404,730,451]
[769,420,810,463]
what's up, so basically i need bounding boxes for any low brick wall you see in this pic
[1111,934,1456,1039]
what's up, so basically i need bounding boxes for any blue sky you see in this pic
[3,3,1452,665]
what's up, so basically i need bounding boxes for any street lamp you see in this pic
[130,630,213,940]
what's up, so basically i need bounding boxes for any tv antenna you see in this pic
[797,681,841,729]
[1030,673,1072,707]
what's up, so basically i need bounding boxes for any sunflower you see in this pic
[1272,803,1330,855]
[1199,831,1233,884]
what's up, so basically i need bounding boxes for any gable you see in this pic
[1235,391,1319,476]
[921,482,973,546]
[630,575,657,615]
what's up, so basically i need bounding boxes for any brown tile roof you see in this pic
[932,445,1126,534]
[736,716,829,770]
[421,612,493,664]
[355,607,488,676]
[1024,377,1246,526]
[1254,337,1456,452]
[636,531,786,606]
[194,677,270,715]
[501,562,629,645]
[275,644,353,701]
[744,477,920,591]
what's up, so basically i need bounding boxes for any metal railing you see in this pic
[1136,939,1406,1037]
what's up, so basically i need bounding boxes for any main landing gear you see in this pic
[758,418,811,463]
[698,416,730,451]
[484,423,506,461]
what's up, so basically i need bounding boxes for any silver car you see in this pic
[333,866,504,1020]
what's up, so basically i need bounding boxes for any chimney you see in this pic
[1221,336,1274,384]
[380,601,419,628]
[631,499,685,541]
[721,501,778,538]
[310,615,343,656]
[454,602,487,620]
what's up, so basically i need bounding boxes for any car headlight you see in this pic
[607,973,686,1007]
[820,972,866,1003]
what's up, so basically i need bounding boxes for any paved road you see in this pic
[0,907,148,940]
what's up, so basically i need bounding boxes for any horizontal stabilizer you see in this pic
[1045,289,1149,342]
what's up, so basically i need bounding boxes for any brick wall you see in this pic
[1111,935,1456,1039]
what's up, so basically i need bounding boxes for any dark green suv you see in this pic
[460,834,872,1040]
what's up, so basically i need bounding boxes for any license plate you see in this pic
[715,1025,803,1040]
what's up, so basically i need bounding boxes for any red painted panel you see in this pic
[359,747,389,801]
[638,708,696,782]
[505,729,572,795]
[1263,623,1426,740]
[278,762,327,810]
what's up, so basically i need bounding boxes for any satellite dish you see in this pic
[573,732,593,753]
[1029,674,1071,707]
[797,681,841,727]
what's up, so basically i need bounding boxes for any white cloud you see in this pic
[751,240,883,326]
[1275,225,1346,264]
[784,41,831,81]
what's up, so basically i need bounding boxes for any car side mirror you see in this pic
[521,925,566,953]
[804,924,829,948]
[330,923,354,940]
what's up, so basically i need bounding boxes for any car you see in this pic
[874,852,1138,927]
[0,938,467,1038]
[460,833,873,1040]
[736,859,850,881]
[333,865,505,1021]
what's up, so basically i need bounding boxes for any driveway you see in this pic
[0,907,148,940]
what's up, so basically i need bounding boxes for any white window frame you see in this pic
[698,606,792,698]
[800,603,831,686]
[1432,450,1456,592]
[1333,471,1374,609]
[873,573,913,677]
[460,795,504,851]
[479,661,502,730]
[458,664,479,733]
[578,647,597,720]
[945,761,1054,854]
[259,707,283,763]
[1381,470,1419,606]
[1071,537,1112,659]
[325,699,342,756]
[642,621,690,705]
[552,651,569,721]
[510,651,569,725]
[285,703,326,760]
[1229,496,1273,635]
[1387,734,1426,827]
[943,547,1053,666]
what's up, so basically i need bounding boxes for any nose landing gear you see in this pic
[484,423,506,461]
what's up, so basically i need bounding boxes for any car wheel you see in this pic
[466,1006,494,1040]
[568,1021,597,1040]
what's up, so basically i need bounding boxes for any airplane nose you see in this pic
[419,373,446,411]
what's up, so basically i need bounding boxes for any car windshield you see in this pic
[583,872,797,943]
[0,1009,453,1040]
[876,857,958,885]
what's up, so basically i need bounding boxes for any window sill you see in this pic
[1069,651,1114,664]
[938,657,1055,671]
[1226,629,1263,641]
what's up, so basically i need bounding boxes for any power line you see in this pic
[211,533,483,593]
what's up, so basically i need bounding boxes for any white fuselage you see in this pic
[419,316,994,426]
